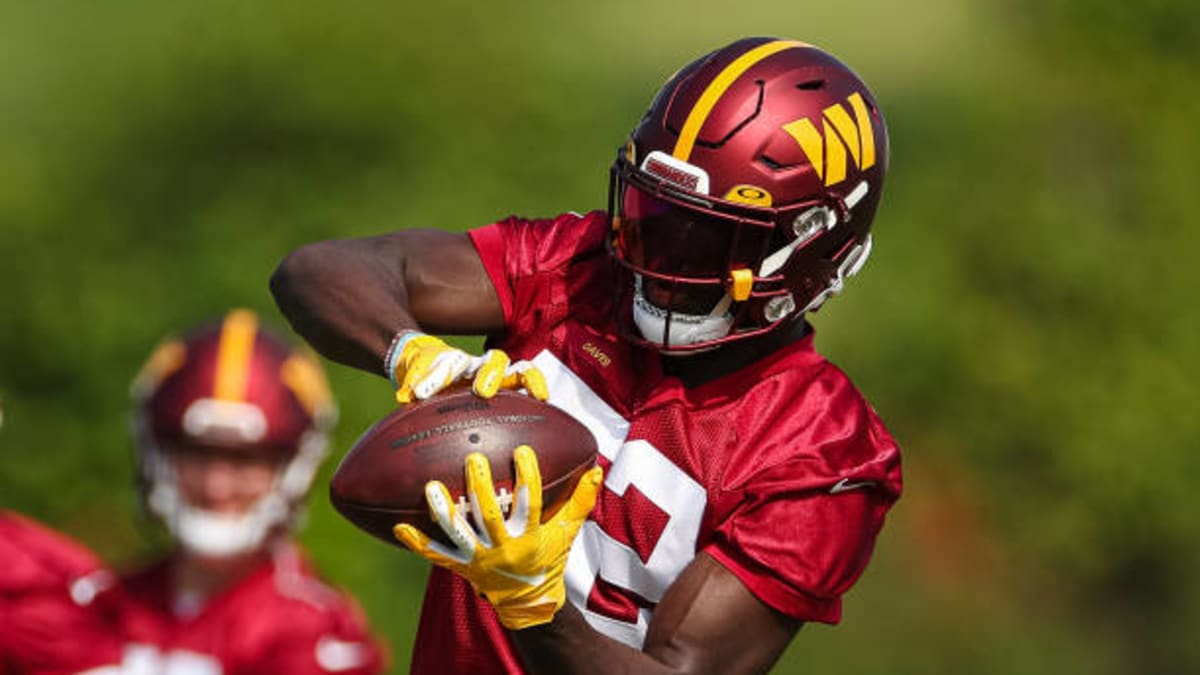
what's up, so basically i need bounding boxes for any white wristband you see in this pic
[384,329,424,388]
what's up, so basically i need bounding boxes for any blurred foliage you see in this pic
[2,1,1198,673]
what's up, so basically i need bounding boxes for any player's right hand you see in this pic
[393,446,603,629]
[388,331,548,404]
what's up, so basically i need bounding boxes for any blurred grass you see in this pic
[2,0,1199,673]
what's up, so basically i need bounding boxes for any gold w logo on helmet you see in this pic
[782,92,876,187]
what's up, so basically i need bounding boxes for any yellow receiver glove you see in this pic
[389,332,548,404]
[394,446,603,629]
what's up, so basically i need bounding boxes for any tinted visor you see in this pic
[614,179,774,281]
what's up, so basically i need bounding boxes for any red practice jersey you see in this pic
[409,212,903,673]
[114,545,385,675]
[0,511,123,675]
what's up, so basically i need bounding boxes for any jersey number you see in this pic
[564,439,706,647]
[95,644,222,675]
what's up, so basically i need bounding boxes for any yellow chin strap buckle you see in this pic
[730,268,753,302]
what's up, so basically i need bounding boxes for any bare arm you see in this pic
[269,229,505,375]
[511,553,801,675]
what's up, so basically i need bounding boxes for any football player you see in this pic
[271,37,902,674]
[112,309,386,674]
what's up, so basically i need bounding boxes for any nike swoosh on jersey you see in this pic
[829,478,876,494]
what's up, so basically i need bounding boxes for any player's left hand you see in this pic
[389,331,548,404]
[393,446,603,630]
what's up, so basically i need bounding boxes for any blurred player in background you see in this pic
[3,311,387,675]
[272,37,901,674]
[113,308,385,674]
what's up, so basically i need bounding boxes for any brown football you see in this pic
[329,390,598,549]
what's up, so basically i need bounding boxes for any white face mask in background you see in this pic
[166,494,288,558]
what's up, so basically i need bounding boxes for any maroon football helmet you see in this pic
[608,37,889,352]
[130,309,336,556]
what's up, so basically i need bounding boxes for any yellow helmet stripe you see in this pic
[214,309,259,401]
[847,92,876,169]
[281,350,332,417]
[672,39,810,162]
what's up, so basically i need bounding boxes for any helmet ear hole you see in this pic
[796,79,825,90]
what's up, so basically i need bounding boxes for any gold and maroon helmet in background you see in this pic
[608,37,889,351]
[130,309,336,557]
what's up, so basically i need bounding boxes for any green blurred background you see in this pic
[2,1,1198,673]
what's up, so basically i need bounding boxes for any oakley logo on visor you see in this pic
[641,151,710,195]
